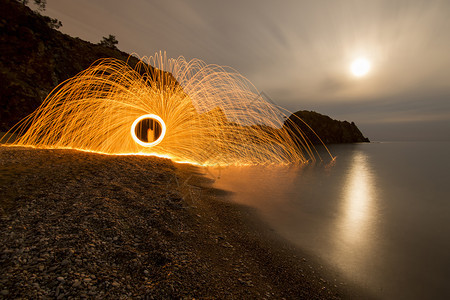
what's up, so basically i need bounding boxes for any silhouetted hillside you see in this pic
[0,0,150,131]
[285,110,369,144]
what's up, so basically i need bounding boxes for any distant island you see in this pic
[0,0,368,144]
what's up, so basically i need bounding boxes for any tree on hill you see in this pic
[42,15,62,29]
[19,0,46,11]
[99,35,119,49]
[18,0,62,29]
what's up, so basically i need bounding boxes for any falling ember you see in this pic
[4,52,331,166]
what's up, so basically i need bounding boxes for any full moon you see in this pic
[351,58,371,77]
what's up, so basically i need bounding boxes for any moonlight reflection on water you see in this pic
[210,142,450,299]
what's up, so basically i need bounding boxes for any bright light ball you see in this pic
[131,114,166,147]
[351,58,371,77]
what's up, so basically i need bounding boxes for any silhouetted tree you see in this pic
[18,0,61,28]
[99,35,119,49]
[19,0,46,11]
[43,15,62,29]
[33,0,45,11]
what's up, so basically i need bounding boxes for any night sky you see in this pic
[42,0,450,141]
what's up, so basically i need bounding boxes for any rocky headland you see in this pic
[286,110,370,144]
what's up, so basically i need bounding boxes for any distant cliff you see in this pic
[285,110,369,144]
[0,0,149,131]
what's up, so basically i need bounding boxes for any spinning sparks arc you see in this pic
[5,52,332,166]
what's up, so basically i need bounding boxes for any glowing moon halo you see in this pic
[131,114,166,147]
[351,58,371,77]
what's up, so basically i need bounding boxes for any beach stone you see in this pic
[0,145,351,299]
[1,290,9,296]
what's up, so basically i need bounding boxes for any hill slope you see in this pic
[0,0,146,131]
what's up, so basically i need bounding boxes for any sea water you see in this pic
[211,142,450,299]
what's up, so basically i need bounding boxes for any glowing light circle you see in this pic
[351,58,371,77]
[130,114,166,147]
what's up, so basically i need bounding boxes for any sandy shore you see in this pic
[0,146,370,299]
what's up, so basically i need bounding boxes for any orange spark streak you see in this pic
[3,52,332,166]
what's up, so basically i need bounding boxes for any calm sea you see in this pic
[210,142,450,299]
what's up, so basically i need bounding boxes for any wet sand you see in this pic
[0,146,371,299]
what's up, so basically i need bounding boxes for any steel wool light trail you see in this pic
[5,52,331,166]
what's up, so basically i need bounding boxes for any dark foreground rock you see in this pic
[286,110,370,144]
[0,146,372,299]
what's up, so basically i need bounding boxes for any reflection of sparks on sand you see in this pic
[5,52,332,166]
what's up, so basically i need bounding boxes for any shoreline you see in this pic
[0,146,372,298]
[177,164,374,299]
